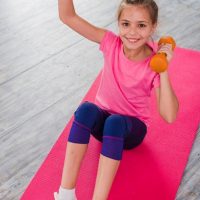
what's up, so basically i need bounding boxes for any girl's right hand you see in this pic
[157,43,173,63]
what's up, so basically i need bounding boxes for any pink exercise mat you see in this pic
[21,47,200,200]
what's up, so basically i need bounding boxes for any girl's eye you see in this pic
[122,22,129,27]
[138,24,147,28]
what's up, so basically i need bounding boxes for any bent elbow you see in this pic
[166,118,176,124]
[59,15,69,24]
[164,114,178,124]
[161,102,179,124]
[58,10,76,25]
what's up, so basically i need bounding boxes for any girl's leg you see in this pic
[92,154,120,200]
[92,115,147,200]
[92,115,126,200]
[61,142,88,189]
[55,102,108,200]
[54,143,87,200]
[123,116,147,150]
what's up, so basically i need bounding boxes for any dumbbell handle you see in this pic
[150,36,176,73]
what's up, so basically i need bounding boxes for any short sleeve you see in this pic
[99,31,118,53]
[151,73,160,89]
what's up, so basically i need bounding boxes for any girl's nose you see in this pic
[129,26,137,35]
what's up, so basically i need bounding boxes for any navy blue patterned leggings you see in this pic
[68,101,147,160]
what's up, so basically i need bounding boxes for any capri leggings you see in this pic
[68,101,147,160]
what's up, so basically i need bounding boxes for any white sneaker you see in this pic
[54,192,59,200]
[53,192,77,200]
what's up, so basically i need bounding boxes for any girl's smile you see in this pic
[125,37,140,43]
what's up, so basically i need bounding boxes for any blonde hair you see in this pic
[117,0,158,24]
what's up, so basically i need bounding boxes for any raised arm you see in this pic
[58,0,106,43]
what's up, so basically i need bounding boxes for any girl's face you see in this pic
[118,5,157,51]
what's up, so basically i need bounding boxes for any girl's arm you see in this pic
[155,44,179,123]
[58,0,106,43]
[155,72,179,123]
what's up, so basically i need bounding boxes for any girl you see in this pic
[55,0,179,199]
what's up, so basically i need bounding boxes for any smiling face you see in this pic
[118,5,157,51]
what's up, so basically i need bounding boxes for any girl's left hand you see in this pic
[158,43,173,63]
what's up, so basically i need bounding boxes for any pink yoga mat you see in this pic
[21,47,200,200]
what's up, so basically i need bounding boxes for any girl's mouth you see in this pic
[126,37,140,43]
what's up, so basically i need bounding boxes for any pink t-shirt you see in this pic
[94,31,160,127]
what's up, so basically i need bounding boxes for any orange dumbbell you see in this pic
[150,36,176,73]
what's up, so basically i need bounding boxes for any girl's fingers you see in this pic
[158,44,173,63]
[159,44,172,51]
[158,44,172,54]
[159,44,171,49]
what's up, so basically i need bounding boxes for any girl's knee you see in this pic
[103,114,126,138]
[68,102,99,144]
[101,115,126,160]
[74,101,100,128]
